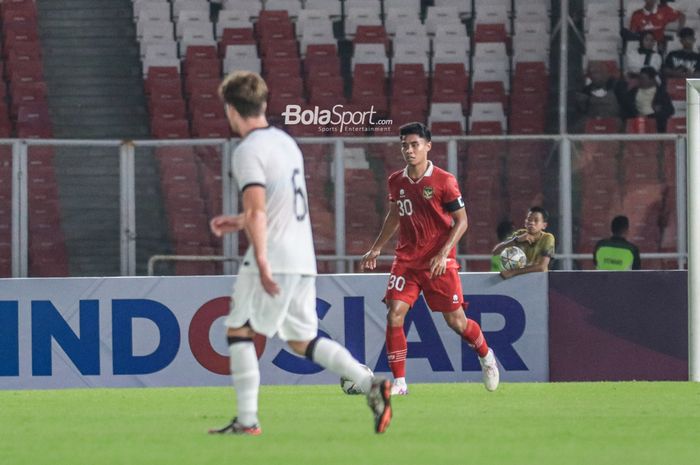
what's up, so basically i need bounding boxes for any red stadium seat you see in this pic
[219,27,256,57]
[473,24,507,43]
[470,121,504,135]
[625,116,657,134]
[666,117,686,134]
[585,117,622,134]
[183,59,222,79]
[152,118,190,138]
[431,121,463,135]
[665,78,686,101]
[260,39,298,58]
[471,81,507,107]
[147,66,180,81]
[256,10,291,37]
[353,25,389,49]
[192,118,231,138]
[263,57,302,76]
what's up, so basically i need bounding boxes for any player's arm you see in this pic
[360,202,400,271]
[492,232,529,255]
[242,185,279,296]
[500,255,551,279]
[429,205,468,278]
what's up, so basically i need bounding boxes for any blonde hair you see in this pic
[218,71,268,117]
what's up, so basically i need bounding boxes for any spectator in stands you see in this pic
[575,61,627,132]
[628,0,685,48]
[622,66,674,132]
[594,215,641,270]
[663,27,700,78]
[492,206,556,280]
[624,31,664,80]
[491,219,515,271]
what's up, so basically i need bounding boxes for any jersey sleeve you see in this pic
[442,174,465,212]
[233,143,266,191]
[387,173,397,202]
[629,11,642,31]
[663,6,681,23]
[540,234,556,258]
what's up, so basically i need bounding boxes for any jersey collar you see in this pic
[402,161,434,183]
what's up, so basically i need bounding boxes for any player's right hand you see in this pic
[210,215,244,237]
[360,248,380,271]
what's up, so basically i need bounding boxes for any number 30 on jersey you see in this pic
[396,199,413,216]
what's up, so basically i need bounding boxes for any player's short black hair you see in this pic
[679,27,696,39]
[528,206,549,222]
[611,215,630,235]
[399,122,431,141]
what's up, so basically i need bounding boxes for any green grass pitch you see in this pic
[2,382,699,465]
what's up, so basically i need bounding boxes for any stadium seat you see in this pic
[469,102,506,132]
[344,7,382,38]
[152,118,190,138]
[428,103,465,131]
[425,6,462,35]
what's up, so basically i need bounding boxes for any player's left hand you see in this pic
[429,254,448,279]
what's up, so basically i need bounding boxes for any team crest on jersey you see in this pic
[423,186,434,199]
[399,188,405,198]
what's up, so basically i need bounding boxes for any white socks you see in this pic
[310,338,373,394]
[229,341,260,426]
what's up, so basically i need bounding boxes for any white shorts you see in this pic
[225,273,318,341]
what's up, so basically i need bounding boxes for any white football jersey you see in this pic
[232,126,317,275]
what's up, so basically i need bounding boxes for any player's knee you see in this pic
[287,340,310,356]
[386,309,405,327]
[444,311,467,333]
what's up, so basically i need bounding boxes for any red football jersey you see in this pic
[629,5,682,42]
[387,162,465,269]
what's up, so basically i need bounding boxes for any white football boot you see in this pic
[390,378,408,396]
[479,349,500,392]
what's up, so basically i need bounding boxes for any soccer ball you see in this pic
[340,364,373,395]
[500,246,527,270]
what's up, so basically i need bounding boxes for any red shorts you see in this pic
[384,262,464,312]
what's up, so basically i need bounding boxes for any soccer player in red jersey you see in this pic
[360,122,499,395]
[629,0,685,45]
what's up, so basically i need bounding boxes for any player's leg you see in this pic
[287,338,372,393]
[442,310,499,391]
[208,325,263,435]
[386,299,411,395]
[424,269,500,391]
[384,265,420,395]
[282,276,392,433]
[209,273,265,435]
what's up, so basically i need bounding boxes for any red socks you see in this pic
[386,325,407,379]
[462,319,489,358]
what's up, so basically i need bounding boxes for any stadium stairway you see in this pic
[34,0,170,276]
[36,0,149,138]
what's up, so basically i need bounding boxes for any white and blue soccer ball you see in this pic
[500,246,527,270]
[340,364,373,395]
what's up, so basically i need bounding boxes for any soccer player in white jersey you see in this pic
[208,71,392,435]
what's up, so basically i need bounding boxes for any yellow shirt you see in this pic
[508,229,556,266]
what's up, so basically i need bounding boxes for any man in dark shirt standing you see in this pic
[594,215,642,270]
[663,27,700,79]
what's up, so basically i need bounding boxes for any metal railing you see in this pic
[3,133,687,277]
